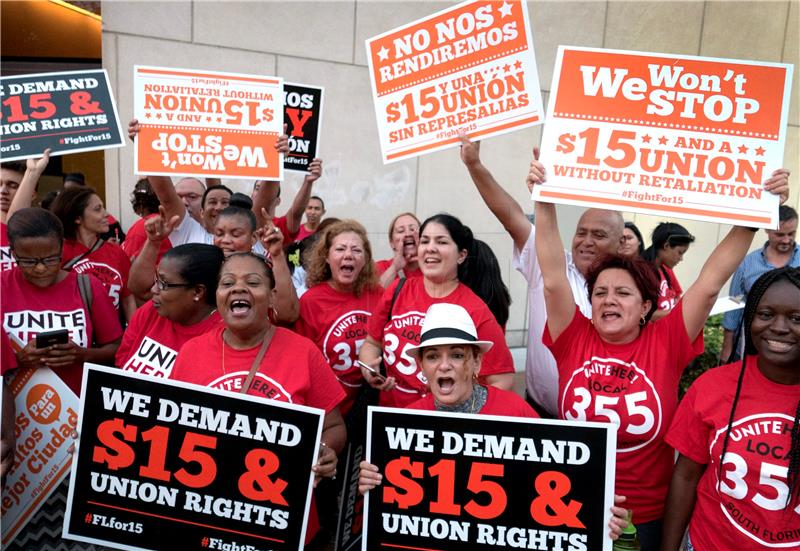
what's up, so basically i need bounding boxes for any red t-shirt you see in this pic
[121,214,172,262]
[1,269,122,394]
[407,386,539,418]
[271,215,297,247]
[171,325,344,543]
[62,239,132,310]
[657,265,683,311]
[0,223,14,272]
[544,302,703,522]
[367,277,514,409]
[116,301,221,378]
[294,283,383,416]
[172,325,344,410]
[666,358,800,549]
[294,224,315,243]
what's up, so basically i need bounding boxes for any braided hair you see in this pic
[716,266,800,509]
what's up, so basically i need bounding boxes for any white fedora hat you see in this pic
[407,303,494,357]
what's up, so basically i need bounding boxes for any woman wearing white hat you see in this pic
[397,302,534,415]
[358,303,630,538]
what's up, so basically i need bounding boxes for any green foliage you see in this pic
[680,314,724,397]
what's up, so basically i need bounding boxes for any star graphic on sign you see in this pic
[737,144,748,154]
[641,134,651,143]
[378,46,390,61]
[514,60,522,70]
[206,116,213,122]
[658,136,668,145]
[503,63,511,73]
[498,2,513,17]
[755,146,766,156]
[217,117,223,123]
[144,112,152,120]
[155,112,162,119]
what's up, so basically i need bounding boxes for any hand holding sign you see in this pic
[65,366,323,550]
[363,408,619,550]
[1,70,124,161]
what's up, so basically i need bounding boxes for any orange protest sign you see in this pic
[366,0,544,164]
[536,47,793,228]
[134,66,283,180]
[1,368,79,547]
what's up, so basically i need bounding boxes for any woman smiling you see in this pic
[171,252,345,544]
[358,214,515,408]
[662,267,800,550]
[51,187,137,322]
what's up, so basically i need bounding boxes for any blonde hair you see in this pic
[387,212,420,245]
[305,219,378,297]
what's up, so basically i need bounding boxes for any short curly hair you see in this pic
[305,219,378,297]
[585,254,660,322]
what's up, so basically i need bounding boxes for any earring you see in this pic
[193,296,199,302]
[269,305,279,323]
[639,315,646,326]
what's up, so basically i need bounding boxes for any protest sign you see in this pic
[134,66,284,180]
[363,407,617,551]
[0,69,125,161]
[366,0,544,164]
[1,367,79,546]
[284,83,324,173]
[536,47,794,229]
[63,364,323,551]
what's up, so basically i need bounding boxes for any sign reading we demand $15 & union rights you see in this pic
[63,365,323,551]
[0,69,125,161]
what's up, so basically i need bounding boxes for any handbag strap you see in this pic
[239,325,275,394]
[64,238,105,270]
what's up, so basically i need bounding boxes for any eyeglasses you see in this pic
[12,252,62,268]
[154,276,193,291]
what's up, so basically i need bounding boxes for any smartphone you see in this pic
[355,360,385,382]
[35,329,69,348]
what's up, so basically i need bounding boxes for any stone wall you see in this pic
[102,0,799,345]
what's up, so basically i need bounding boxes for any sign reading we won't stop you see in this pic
[134,66,284,181]
[363,407,617,551]
[536,47,793,229]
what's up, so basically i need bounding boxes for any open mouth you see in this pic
[436,376,455,395]
[229,299,252,316]
[339,264,355,276]
[601,311,621,320]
